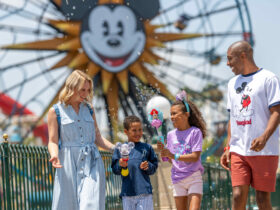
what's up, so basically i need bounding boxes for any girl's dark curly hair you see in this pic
[172,100,207,138]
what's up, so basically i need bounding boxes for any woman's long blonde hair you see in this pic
[59,70,94,105]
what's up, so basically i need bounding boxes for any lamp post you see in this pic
[146,96,171,143]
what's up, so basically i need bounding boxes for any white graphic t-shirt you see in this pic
[227,68,280,156]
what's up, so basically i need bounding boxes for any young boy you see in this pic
[111,115,158,210]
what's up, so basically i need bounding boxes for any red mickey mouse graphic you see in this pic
[236,82,252,112]
[241,94,251,111]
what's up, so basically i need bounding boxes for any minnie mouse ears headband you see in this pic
[176,90,190,113]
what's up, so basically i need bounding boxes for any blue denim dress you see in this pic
[51,103,105,210]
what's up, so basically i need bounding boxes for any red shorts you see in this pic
[231,152,279,192]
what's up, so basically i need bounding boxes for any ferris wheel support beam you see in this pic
[119,90,135,117]
[236,0,254,46]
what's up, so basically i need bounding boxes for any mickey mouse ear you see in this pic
[115,142,122,150]
[128,142,135,149]
[125,0,160,20]
[51,0,98,21]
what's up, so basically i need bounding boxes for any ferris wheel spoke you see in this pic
[191,5,239,21]
[29,0,64,19]
[161,4,239,30]
[153,69,185,90]
[119,86,136,115]
[158,0,190,16]
[194,0,214,47]
[159,59,226,84]
[0,66,63,98]
[0,1,27,20]
[198,0,232,39]
[32,80,65,128]
[0,24,57,36]
[119,93,129,117]
[155,47,225,61]
[0,2,57,25]
[24,72,65,116]
[119,90,135,117]
[153,65,228,101]
[21,81,65,141]
[153,70,218,102]
[29,0,49,10]
[1,69,66,131]
[18,70,66,113]
[149,31,245,48]
[0,52,61,72]
[205,31,245,37]
[0,2,38,21]
[212,16,239,50]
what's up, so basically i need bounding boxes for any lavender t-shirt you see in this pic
[166,126,204,184]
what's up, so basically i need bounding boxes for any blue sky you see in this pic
[245,0,280,75]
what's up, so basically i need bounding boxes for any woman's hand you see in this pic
[49,156,63,168]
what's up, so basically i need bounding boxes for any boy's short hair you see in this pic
[123,115,141,130]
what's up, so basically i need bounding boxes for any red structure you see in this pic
[0,92,48,144]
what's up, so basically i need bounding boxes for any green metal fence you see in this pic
[0,142,54,210]
[201,163,257,210]
[0,140,122,210]
[1,140,280,210]
[201,163,280,210]
[202,163,232,209]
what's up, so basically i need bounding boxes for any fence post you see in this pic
[206,164,213,208]
[226,170,232,209]
[3,134,11,210]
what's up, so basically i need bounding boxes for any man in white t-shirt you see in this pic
[220,41,280,210]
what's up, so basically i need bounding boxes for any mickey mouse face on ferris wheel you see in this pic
[54,0,160,73]
[81,4,146,72]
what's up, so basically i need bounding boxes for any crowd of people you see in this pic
[48,41,280,210]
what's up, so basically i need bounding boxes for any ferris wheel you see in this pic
[0,0,253,143]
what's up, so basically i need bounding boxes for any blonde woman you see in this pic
[48,70,115,210]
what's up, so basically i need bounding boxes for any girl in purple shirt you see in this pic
[159,92,206,210]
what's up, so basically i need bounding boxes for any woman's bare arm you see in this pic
[47,108,62,168]
[91,108,115,151]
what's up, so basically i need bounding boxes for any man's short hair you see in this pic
[123,115,141,130]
